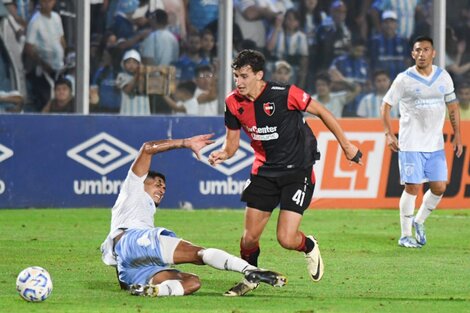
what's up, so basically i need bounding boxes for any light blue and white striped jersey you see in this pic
[376,0,420,39]
[357,92,399,118]
[25,11,64,71]
[383,65,456,152]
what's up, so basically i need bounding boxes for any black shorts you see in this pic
[241,167,316,215]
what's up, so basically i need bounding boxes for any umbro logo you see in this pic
[0,144,14,163]
[271,86,285,90]
[67,132,138,175]
[196,135,254,176]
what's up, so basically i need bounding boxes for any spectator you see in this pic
[271,60,293,84]
[410,0,433,41]
[185,0,218,33]
[23,0,66,112]
[42,77,74,113]
[116,49,150,115]
[266,8,309,89]
[298,0,327,91]
[90,0,109,36]
[315,0,352,73]
[90,46,122,113]
[454,3,470,65]
[371,0,420,40]
[89,33,105,80]
[457,82,470,120]
[343,0,371,41]
[4,0,32,30]
[368,10,410,81]
[329,37,370,116]
[161,0,187,41]
[140,9,179,66]
[356,69,398,118]
[233,0,280,50]
[139,8,178,115]
[200,28,216,66]
[163,80,198,115]
[194,64,218,116]
[446,26,470,85]
[0,90,23,113]
[111,0,150,52]
[54,0,75,48]
[309,71,360,118]
[173,30,210,82]
[62,48,76,95]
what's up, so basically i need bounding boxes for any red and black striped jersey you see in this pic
[225,81,320,177]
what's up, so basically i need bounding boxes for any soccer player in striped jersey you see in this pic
[357,69,397,118]
[381,36,463,248]
[209,49,362,295]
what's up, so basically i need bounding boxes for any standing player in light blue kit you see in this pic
[381,36,463,248]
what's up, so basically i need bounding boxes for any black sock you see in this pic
[241,247,260,267]
[305,237,315,254]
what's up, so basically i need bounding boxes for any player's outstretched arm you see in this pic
[447,102,463,157]
[208,128,241,166]
[306,99,362,164]
[132,134,215,176]
[381,102,399,152]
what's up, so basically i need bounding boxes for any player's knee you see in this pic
[430,184,446,196]
[182,275,201,295]
[242,233,260,247]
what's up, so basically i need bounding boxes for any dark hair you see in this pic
[372,69,389,79]
[151,9,168,25]
[54,77,72,90]
[232,49,265,73]
[177,80,197,95]
[412,36,434,47]
[195,64,213,76]
[314,72,331,84]
[147,171,166,182]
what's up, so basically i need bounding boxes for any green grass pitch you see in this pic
[1,208,469,313]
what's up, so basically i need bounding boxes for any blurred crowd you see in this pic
[1,0,470,118]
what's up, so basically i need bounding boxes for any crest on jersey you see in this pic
[263,102,275,116]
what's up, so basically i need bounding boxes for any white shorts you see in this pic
[398,150,448,184]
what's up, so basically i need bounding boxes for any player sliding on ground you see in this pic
[100,134,287,297]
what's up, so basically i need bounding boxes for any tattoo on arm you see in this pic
[449,110,458,131]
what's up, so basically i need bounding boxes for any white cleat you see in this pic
[413,221,427,245]
[223,279,259,297]
[305,235,324,282]
[398,236,422,248]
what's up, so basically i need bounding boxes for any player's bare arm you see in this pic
[381,102,399,152]
[208,128,241,166]
[306,99,362,164]
[447,102,463,157]
[132,134,215,176]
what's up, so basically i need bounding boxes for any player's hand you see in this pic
[343,143,363,165]
[452,135,463,158]
[185,133,215,160]
[208,150,229,166]
[385,132,399,152]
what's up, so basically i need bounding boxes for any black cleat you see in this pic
[244,269,287,287]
